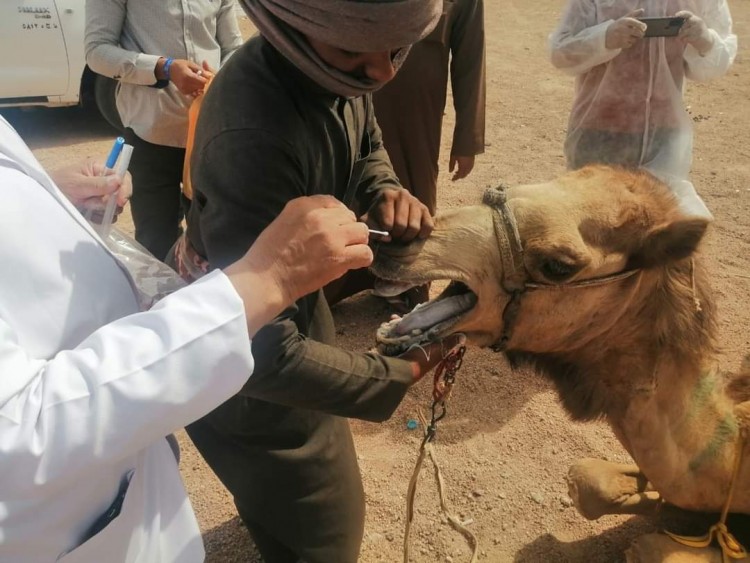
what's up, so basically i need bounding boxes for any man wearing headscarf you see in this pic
[180,1,449,562]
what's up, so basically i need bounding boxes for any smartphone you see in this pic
[638,16,686,38]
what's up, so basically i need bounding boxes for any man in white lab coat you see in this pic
[0,115,376,562]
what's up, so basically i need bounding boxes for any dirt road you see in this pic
[3,1,748,561]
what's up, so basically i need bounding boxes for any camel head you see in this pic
[374,165,750,525]
[372,165,712,367]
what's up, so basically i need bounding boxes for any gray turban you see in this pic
[239,0,442,97]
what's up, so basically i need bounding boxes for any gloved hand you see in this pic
[605,9,647,50]
[676,11,714,55]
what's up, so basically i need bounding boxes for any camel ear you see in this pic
[631,218,709,268]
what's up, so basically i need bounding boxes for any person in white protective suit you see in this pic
[0,115,375,562]
[549,1,737,218]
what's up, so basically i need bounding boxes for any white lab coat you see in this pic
[549,0,737,218]
[0,116,254,562]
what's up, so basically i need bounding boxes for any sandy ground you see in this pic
[3,1,749,561]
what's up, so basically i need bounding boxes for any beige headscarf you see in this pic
[239,0,442,97]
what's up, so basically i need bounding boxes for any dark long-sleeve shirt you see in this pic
[187,36,413,422]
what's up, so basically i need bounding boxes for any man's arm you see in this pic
[681,1,737,82]
[191,129,415,421]
[84,0,162,85]
[352,103,402,214]
[0,270,253,497]
[549,0,621,76]
[216,0,244,65]
[356,103,433,241]
[84,0,208,94]
[449,0,486,161]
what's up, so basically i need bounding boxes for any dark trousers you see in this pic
[187,397,365,563]
[123,129,188,261]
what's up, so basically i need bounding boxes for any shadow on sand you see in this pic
[203,516,262,563]
[331,291,557,445]
[515,508,750,563]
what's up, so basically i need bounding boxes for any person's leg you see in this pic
[187,396,365,563]
[237,508,300,563]
[123,129,186,260]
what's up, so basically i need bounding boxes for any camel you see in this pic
[370,165,750,562]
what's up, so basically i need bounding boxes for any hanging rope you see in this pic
[403,346,479,563]
[664,428,748,562]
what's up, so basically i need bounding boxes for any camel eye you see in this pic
[539,259,579,282]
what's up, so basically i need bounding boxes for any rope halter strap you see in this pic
[482,185,528,352]
[482,185,526,294]
[481,184,643,352]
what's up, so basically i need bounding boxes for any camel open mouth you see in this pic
[374,280,478,356]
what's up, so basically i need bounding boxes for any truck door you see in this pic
[0,0,70,99]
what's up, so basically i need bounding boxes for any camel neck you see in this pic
[608,355,742,511]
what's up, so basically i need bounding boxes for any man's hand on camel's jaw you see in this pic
[397,333,467,384]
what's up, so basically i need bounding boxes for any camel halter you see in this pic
[481,185,641,353]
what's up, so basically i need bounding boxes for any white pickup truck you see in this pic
[0,0,120,128]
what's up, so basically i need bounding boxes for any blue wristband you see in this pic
[163,57,174,82]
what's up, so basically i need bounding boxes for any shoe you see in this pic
[384,283,431,315]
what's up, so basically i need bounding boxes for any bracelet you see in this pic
[163,57,175,82]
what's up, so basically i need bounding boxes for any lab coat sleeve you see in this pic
[683,1,737,82]
[84,0,162,86]
[0,271,253,495]
[549,0,621,76]
[217,0,243,65]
